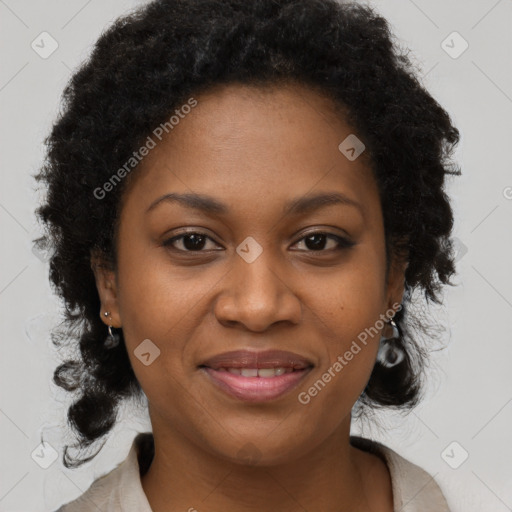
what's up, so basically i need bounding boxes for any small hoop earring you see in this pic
[103,311,120,348]
[377,318,404,368]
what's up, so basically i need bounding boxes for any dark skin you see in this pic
[92,82,407,511]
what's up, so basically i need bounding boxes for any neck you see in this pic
[140,415,382,512]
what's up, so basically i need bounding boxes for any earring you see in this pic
[103,311,120,349]
[377,318,404,368]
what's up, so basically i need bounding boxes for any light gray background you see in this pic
[1,0,511,510]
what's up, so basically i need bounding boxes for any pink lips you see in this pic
[199,349,314,402]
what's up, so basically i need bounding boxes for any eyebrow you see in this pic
[146,191,364,217]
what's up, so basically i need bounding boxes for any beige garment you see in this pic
[56,433,451,511]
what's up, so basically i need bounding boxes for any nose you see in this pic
[214,252,302,332]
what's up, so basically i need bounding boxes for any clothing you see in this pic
[56,432,451,511]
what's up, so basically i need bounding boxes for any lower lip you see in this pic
[201,367,312,402]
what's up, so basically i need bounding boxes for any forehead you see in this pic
[120,82,379,222]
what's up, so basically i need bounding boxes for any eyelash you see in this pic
[162,231,356,254]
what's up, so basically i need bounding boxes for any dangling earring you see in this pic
[103,311,120,348]
[377,318,404,368]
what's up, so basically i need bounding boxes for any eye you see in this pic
[292,231,356,252]
[163,232,220,252]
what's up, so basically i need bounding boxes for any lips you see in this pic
[198,349,314,402]
[199,349,314,371]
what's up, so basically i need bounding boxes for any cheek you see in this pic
[298,255,385,410]
[114,245,219,392]
[115,234,199,339]
[305,248,386,343]
[297,297,381,438]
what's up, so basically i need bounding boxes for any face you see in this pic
[93,82,406,466]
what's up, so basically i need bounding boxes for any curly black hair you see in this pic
[33,0,461,468]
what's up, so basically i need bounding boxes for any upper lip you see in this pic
[199,349,314,370]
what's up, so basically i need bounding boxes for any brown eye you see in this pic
[293,232,355,252]
[163,232,219,252]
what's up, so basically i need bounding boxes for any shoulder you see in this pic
[350,435,452,512]
[55,433,153,512]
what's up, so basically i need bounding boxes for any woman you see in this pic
[34,0,461,510]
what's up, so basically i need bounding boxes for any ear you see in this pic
[90,249,122,328]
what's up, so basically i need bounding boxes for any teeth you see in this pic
[241,368,258,377]
[257,368,278,377]
[223,367,293,377]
